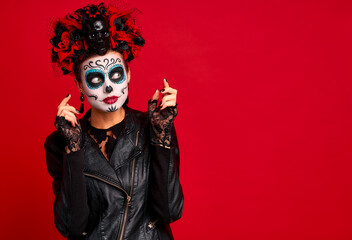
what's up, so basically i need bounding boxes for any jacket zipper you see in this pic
[118,130,139,240]
[84,131,140,240]
[83,172,130,199]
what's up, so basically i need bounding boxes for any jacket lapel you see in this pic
[109,106,141,170]
[83,136,122,186]
[79,109,121,186]
[79,107,141,188]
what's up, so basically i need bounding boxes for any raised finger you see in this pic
[58,94,71,108]
[151,89,160,101]
[163,78,170,89]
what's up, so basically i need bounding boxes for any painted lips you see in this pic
[103,96,118,104]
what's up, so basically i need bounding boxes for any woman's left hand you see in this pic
[151,78,177,110]
[148,78,178,148]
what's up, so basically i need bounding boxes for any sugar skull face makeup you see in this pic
[80,51,129,112]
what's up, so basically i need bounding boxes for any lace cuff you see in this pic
[148,99,178,148]
[54,116,82,154]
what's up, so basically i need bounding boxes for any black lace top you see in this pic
[87,119,125,161]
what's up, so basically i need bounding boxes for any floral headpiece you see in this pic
[50,3,145,75]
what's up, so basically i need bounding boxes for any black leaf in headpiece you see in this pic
[133,37,145,47]
[114,17,125,31]
[51,49,59,62]
[89,6,98,15]
[51,24,69,47]
[51,36,61,48]
[61,67,70,75]
[127,54,134,62]
[73,49,85,59]
[54,24,68,36]
[117,41,130,50]
[100,6,107,15]
[71,29,82,41]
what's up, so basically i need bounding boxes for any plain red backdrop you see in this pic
[1,0,352,239]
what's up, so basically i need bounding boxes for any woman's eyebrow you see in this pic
[106,58,122,70]
[83,58,122,71]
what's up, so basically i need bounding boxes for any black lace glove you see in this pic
[54,116,83,154]
[148,99,178,148]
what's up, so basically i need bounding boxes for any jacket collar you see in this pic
[79,106,140,189]
[80,106,135,137]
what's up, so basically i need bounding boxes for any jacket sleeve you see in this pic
[44,131,89,238]
[149,125,184,223]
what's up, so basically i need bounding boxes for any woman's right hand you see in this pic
[54,94,82,154]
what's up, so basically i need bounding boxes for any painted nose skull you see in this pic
[105,85,113,93]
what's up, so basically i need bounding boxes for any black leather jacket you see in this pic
[44,106,183,240]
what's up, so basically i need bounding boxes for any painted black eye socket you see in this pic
[109,66,125,83]
[86,72,104,89]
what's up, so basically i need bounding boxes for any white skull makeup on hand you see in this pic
[80,51,129,112]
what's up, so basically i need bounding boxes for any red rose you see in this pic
[127,32,139,40]
[115,31,131,42]
[131,45,141,58]
[57,32,70,51]
[60,55,74,72]
[54,32,74,61]
[73,40,82,50]
[83,40,89,51]
[125,19,138,33]
[108,7,131,18]
[59,18,82,31]
[56,48,74,62]
[122,51,129,61]
[110,36,117,49]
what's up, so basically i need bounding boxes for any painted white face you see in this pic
[80,51,129,112]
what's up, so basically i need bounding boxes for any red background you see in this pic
[1,0,352,239]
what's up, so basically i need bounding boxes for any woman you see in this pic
[44,3,183,240]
